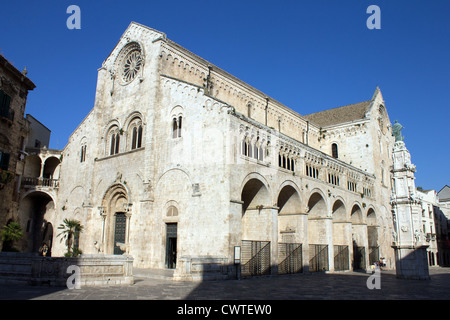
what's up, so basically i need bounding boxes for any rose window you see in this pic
[122,49,142,83]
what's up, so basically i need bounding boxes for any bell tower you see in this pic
[390,121,430,279]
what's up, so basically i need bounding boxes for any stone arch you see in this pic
[351,203,367,270]
[240,175,272,242]
[277,182,302,244]
[124,111,144,150]
[277,181,302,215]
[105,121,121,156]
[101,183,131,255]
[23,154,41,178]
[307,190,328,219]
[155,168,192,269]
[307,191,329,245]
[18,191,55,254]
[366,207,379,265]
[332,198,347,222]
[331,199,351,270]
[350,203,364,224]
[43,156,60,180]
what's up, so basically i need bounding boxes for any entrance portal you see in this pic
[114,213,127,255]
[166,223,177,269]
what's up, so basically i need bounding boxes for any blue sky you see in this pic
[1,0,449,191]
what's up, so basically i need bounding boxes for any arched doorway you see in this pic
[41,222,53,256]
[367,208,379,266]
[101,184,131,255]
[351,204,366,270]
[307,192,329,272]
[19,191,55,254]
[240,177,272,276]
[277,184,303,274]
[332,200,350,271]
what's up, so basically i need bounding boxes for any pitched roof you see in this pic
[438,185,450,202]
[303,100,371,127]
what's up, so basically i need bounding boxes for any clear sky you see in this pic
[1,0,449,191]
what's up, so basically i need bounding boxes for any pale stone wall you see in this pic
[46,22,398,278]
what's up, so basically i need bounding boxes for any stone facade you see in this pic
[0,54,35,248]
[15,22,400,279]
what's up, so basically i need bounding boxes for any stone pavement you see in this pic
[1,267,450,300]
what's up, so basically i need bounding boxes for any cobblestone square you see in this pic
[1,267,449,300]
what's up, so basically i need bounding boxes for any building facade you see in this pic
[12,22,401,280]
[0,54,35,251]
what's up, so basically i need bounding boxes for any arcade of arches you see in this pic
[240,177,383,273]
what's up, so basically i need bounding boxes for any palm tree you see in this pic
[1,221,24,252]
[57,219,84,257]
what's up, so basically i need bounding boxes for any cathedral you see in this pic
[10,22,411,280]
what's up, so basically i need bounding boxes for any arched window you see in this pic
[242,138,248,156]
[80,144,87,163]
[172,118,178,138]
[132,127,137,150]
[107,125,121,156]
[167,206,178,217]
[110,134,116,155]
[172,116,183,138]
[178,116,182,138]
[130,124,143,150]
[114,133,120,154]
[137,125,142,148]
[332,143,338,159]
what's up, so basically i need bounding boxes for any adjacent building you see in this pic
[0,54,36,250]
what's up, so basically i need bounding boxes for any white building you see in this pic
[14,22,401,280]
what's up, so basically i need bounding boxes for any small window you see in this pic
[137,125,142,148]
[80,145,87,163]
[132,127,137,150]
[110,133,120,155]
[332,143,338,159]
[115,134,120,154]
[0,151,10,170]
[0,90,11,118]
[178,116,182,138]
[167,206,178,217]
[131,125,143,150]
[172,117,182,138]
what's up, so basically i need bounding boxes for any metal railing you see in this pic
[334,245,350,271]
[278,243,303,274]
[309,244,329,272]
[241,240,271,277]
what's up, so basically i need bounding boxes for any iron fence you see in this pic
[334,245,349,271]
[278,243,303,274]
[241,240,271,277]
[309,244,329,272]
[369,246,379,266]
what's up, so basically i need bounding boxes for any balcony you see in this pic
[22,177,59,189]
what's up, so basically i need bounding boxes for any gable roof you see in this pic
[302,100,372,127]
[438,185,450,202]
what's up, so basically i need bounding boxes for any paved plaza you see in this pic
[1,267,450,300]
